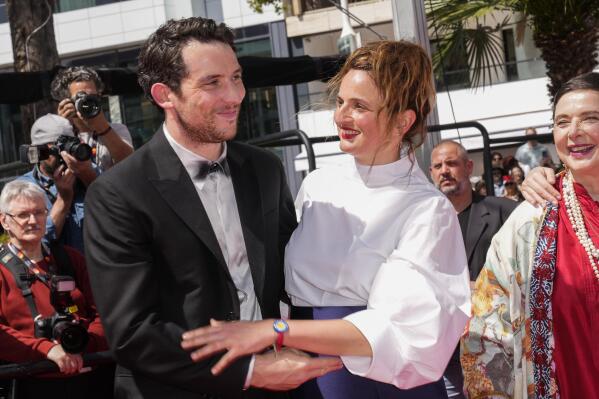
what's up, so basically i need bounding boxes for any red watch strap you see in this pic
[275,331,285,351]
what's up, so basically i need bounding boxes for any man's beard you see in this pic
[40,158,59,176]
[436,178,465,196]
[173,107,237,144]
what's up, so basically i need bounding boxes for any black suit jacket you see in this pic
[84,129,297,399]
[464,193,518,280]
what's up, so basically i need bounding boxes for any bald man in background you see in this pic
[430,140,517,399]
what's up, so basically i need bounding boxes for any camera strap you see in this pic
[0,244,42,321]
[32,166,57,204]
[0,242,75,322]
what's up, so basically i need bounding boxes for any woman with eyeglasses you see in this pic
[0,180,111,399]
[462,72,599,398]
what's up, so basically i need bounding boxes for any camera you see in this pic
[34,275,89,354]
[73,91,102,119]
[56,134,92,162]
[19,135,92,165]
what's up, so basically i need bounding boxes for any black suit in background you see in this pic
[83,128,297,399]
[463,192,518,280]
[445,192,518,399]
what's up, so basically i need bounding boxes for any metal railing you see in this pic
[247,129,317,172]
[0,351,113,379]
[246,122,556,197]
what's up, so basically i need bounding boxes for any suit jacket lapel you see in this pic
[147,129,229,274]
[227,144,266,304]
[465,197,490,262]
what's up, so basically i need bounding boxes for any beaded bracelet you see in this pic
[95,125,112,137]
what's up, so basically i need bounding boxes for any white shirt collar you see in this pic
[353,153,420,187]
[162,123,228,177]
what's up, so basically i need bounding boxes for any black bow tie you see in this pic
[196,160,229,180]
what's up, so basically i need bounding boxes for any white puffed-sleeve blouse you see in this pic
[284,155,471,389]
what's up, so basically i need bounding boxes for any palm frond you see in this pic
[427,0,513,27]
[428,0,516,89]
[465,24,506,87]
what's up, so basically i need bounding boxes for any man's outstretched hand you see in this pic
[521,166,560,207]
[250,349,343,391]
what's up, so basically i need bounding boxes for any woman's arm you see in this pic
[182,318,370,375]
[183,196,471,389]
[337,197,470,388]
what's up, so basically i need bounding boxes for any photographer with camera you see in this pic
[51,66,133,171]
[18,114,96,253]
[0,180,111,399]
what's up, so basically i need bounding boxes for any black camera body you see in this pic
[19,134,92,165]
[55,134,92,162]
[73,91,102,119]
[34,276,89,354]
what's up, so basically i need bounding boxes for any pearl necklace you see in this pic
[562,171,599,282]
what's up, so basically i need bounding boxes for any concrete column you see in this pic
[270,20,304,196]
[391,0,439,175]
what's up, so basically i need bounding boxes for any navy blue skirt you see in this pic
[290,306,448,399]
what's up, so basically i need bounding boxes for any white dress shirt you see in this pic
[163,125,262,322]
[285,156,471,389]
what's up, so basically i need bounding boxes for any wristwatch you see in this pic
[273,319,289,353]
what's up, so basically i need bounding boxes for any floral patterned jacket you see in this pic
[461,201,560,399]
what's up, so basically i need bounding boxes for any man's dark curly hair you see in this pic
[137,17,235,106]
[50,66,105,101]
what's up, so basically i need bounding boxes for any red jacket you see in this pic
[0,245,107,363]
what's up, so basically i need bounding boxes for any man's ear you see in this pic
[1,214,9,231]
[150,83,174,110]
[466,159,474,176]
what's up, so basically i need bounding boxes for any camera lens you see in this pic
[74,91,102,119]
[70,143,92,161]
[53,321,89,354]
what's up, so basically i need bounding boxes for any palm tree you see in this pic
[427,0,599,101]
[6,0,59,143]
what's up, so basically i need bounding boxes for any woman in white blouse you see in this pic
[181,40,471,399]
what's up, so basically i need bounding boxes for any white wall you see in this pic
[436,76,554,149]
[0,0,198,67]
[221,0,282,29]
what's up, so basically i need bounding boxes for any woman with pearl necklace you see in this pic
[462,72,599,399]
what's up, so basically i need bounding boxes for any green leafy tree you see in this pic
[427,0,599,100]
[247,0,283,13]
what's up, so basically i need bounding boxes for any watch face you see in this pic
[273,319,289,333]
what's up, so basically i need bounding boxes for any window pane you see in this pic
[0,2,7,24]
[55,0,121,13]
[430,39,470,91]
[502,29,519,81]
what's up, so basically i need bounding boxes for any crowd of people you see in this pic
[476,130,558,203]
[0,15,597,399]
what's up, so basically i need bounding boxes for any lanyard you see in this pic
[6,243,55,287]
[32,166,57,203]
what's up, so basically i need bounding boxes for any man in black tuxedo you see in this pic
[83,17,340,399]
[429,140,517,399]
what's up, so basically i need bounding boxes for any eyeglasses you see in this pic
[5,209,48,223]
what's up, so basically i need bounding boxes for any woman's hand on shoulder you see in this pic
[181,318,276,375]
[46,344,83,375]
[521,166,560,207]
